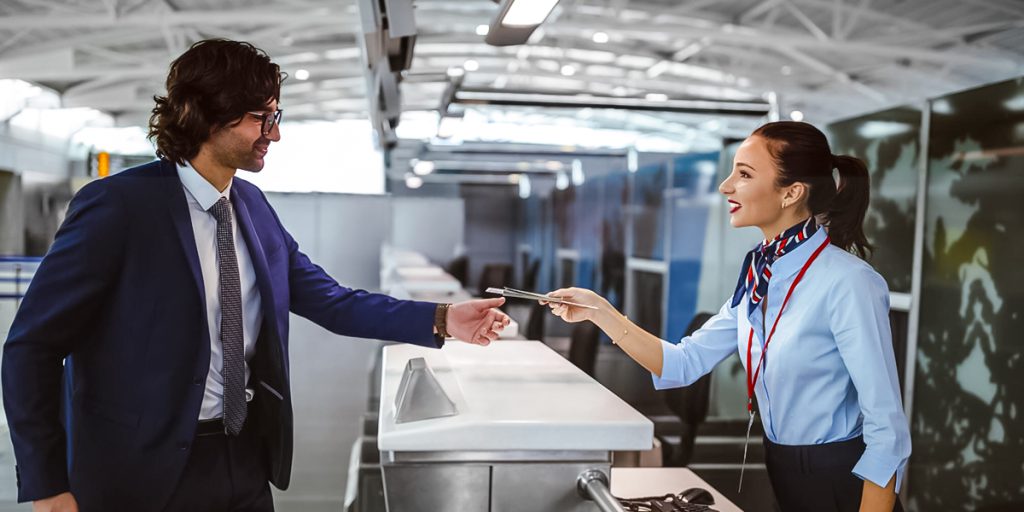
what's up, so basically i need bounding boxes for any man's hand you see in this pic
[33,492,78,512]
[446,298,510,346]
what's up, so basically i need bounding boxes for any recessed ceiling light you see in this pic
[464,59,480,71]
[413,160,435,175]
[592,31,609,43]
[476,24,490,36]
[295,69,310,80]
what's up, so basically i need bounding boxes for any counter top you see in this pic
[378,340,653,452]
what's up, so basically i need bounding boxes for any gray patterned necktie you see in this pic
[209,197,246,436]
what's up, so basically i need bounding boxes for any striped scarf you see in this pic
[731,217,819,316]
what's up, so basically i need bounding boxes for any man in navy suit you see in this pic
[2,39,510,512]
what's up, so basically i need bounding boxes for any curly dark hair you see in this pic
[148,39,285,165]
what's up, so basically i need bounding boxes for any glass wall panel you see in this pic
[600,174,628,310]
[630,163,668,260]
[909,77,1024,512]
[576,179,601,290]
[827,106,921,293]
[666,152,720,344]
[631,269,664,338]
[553,187,576,250]
[518,194,544,289]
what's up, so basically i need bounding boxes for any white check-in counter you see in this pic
[377,340,653,511]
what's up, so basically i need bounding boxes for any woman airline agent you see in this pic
[545,122,911,512]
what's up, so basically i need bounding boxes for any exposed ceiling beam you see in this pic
[0,10,358,29]
[780,0,830,42]
[960,0,1024,19]
[0,27,161,59]
[772,45,888,103]
[547,18,1018,69]
[14,0,89,14]
[738,0,782,24]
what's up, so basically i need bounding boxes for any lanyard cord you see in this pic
[745,236,831,412]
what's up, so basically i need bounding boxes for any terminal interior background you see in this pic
[1,0,1023,511]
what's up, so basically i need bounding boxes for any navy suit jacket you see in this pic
[2,159,440,510]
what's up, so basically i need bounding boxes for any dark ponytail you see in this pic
[829,155,873,258]
[751,121,873,259]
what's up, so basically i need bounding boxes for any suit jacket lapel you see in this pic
[231,181,282,343]
[162,159,207,315]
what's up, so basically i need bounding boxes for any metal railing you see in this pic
[577,469,626,512]
[0,256,41,306]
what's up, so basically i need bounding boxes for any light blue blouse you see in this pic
[653,228,912,491]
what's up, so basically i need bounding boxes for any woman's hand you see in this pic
[543,287,606,323]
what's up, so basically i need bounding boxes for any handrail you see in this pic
[0,256,43,263]
[0,257,39,304]
[576,469,626,512]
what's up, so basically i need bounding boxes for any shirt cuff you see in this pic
[650,339,688,390]
[852,447,907,492]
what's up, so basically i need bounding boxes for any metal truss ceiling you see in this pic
[0,0,1021,126]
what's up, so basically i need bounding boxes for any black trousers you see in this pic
[764,436,904,512]
[162,419,274,512]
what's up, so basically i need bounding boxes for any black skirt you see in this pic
[763,435,904,512]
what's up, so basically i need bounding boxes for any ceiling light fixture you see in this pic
[486,0,561,46]
[413,160,436,175]
[503,0,560,26]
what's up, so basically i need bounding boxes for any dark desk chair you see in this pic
[477,263,512,298]
[659,311,714,467]
[521,258,540,290]
[568,322,600,377]
[445,254,469,289]
[524,300,547,342]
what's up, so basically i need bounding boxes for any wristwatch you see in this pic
[434,303,452,341]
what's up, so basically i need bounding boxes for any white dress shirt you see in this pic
[177,161,263,421]
[654,228,912,492]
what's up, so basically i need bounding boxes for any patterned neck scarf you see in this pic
[731,217,819,316]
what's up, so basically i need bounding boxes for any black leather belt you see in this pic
[196,418,226,437]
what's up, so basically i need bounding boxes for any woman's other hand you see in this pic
[543,287,606,323]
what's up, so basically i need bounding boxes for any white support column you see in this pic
[900,100,931,502]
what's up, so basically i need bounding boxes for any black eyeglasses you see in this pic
[246,109,283,135]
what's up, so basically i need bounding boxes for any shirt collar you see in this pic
[768,226,830,281]
[176,160,232,211]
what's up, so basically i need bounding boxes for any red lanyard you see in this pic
[745,236,830,413]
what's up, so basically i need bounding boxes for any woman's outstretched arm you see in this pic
[544,288,738,385]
